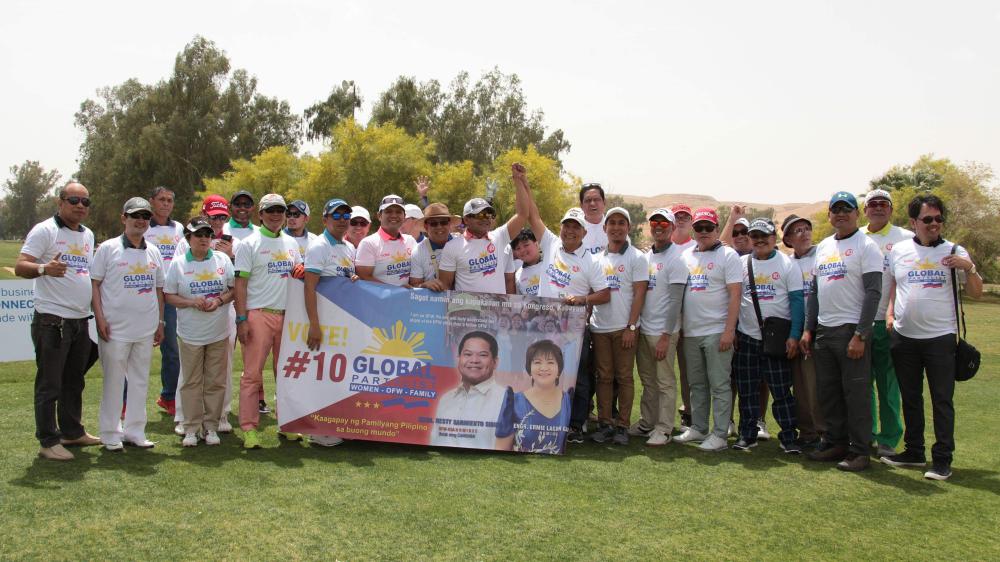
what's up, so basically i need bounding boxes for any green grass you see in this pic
[2,304,999,560]
[0,241,21,279]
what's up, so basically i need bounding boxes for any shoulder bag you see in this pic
[748,257,792,358]
[950,244,980,381]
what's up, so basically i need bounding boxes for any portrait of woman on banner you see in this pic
[494,339,572,454]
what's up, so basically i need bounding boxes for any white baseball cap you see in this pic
[646,208,675,223]
[561,207,587,228]
[351,206,371,223]
[404,203,424,220]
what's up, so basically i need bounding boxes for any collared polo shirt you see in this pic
[90,234,165,342]
[21,215,95,319]
[355,228,417,286]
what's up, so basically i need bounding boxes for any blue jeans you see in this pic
[158,304,180,400]
[569,328,594,430]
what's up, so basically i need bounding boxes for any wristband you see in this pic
[236,315,248,324]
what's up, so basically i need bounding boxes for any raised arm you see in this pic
[505,163,531,238]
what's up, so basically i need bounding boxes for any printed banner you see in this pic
[0,280,36,362]
[276,277,588,454]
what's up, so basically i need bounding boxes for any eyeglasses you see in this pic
[732,228,749,237]
[326,212,352,220]
[749,232,771,240]
[692,224,717,233]
[866,200,891,209]
[789,226,811,236]
[262,207,286,214]
[919,215,945,224]
[467,211,496,221]
[830,206,854,215]
[649,220,672,229]
[231,200,253,209]
[208,215,229,221]
[62,196,91,207]
[286,212,303,218]
[191,230,213,238]
[674,213,692,222]
[425,218,451,228]
[127,212,152,220]
[350,219,369,227]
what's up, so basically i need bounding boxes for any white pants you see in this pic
[98,338,153,444]
[175,315,235,424]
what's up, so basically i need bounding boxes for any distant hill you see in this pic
[618,193,826,225]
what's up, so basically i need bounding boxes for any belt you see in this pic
[256,308,285,315]
[34,312,91,322]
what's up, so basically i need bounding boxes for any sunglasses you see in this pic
[425,218,452,228]
[732,228,749,237]
[866,200,891,209]
[62,196,91,207]
[231,201,253,209]
[262,207,287,214]
[649,220,672,229]
[467,211,496,221]
[749,232,771,240]
[127,212,152,220]
[350,219,369,227]
[326,212,352,220]
[692,224,717,233]
[208,215,229,221]
[919,215,945,224]
[830,206,855,215]
[191,230,213,238]
[285,212,303,218]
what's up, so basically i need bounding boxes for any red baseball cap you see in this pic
[202,194,230,217]
[671,203,693,216]
[692,207,719,225]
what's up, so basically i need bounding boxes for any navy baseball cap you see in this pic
[829,191,859,210]
[323,198,351,216]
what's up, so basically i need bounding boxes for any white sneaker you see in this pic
[674,428,708,443]
[757,420,771,441]
[698,434,729,452]
[182,432,198,447]
[204,430,221,446]
[645,429,672,446]
[310,435,345,447]
[104,441,124,452]
[174,423,185,436]
[217,419,233,433]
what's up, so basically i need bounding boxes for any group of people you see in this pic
[16,165,982,481]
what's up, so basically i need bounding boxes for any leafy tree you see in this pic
[304,80,362,141]
[606,194,648,245]
[1,161,61,238]
[75,36,301,238]
[369,76,442,139]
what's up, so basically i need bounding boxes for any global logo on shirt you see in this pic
[153,235,178,261]
[386,252,411,280]
[647,263,660,291]
[268,250,294,278]
[546,259,573,289]
[745,273,777,301]
[336,256,355,278]
[467,249,498,276]
[907,258,947,289]
[63,243,91,275]
[687,264,709,292]
[603,263,623,291]
[523,274,540,296]
[189,269,225,297]
[817,252,847,282]
[124,263,156,294]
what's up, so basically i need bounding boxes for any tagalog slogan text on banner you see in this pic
[276,277,587,454]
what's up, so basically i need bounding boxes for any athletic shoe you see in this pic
[278,431,304,442]
[612,427,629,446]
[174,423,185,436]
[880,450,926,468]
[204,431,221,446]
[103,442,124,452]
[674,428,708,443]
[732,438,757,451]
[876,443,896,458]
[217,419,233,433]
[679,412,692,433]
[836,454,870,472]
[38,444,75,460]
[756,420,771,441]
[566,429,585,444]
[182,432,198,447]
[124,439,155,449]
[258,400,270,414]
[243,429,262,449]
[591,424,616,444]
[310,435,344,447]
[156,396,176,416]
[698,434,729,452]
[924,461,952,481]
[645,429,672,447]
[627,422,653,437]
[780,442,803,455]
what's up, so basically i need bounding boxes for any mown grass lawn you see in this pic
[0,301,998,560]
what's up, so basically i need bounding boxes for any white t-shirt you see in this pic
[411,236,452,282]
[794,246,818,300]
[21,216,95,319]
[737,251,803,340]
[287,230,317,262]
[591,243,648,333]
[430,379,507,449]
[889,239,969,340]
[165,249,235,345]
[439,226,516,294]
[863,223,914,320]
[681,243,743,337]
[514,230,555,296]
[355,228,417,286]
[144,219,185,264]
[90,235,165,342]
[640,243,689,336]
[234,228,301,310]
[223,220,258,242]
[583,218,608,256]
[304,230,356,278]
[813,229,884,327]
[537,229,608,300]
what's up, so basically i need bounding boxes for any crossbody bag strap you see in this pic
[747,256,764,330]
[949,243,968,341]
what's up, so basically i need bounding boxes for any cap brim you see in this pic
[419,215,462,227]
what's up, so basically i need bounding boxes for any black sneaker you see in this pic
[566,428,585,444]
[780,442,803,455]
[612,427,629,446]
[881,449,927,468]
[591,424,616,444]
[258,400,270,414]
[732,438,757,451]
[924,461,952,481]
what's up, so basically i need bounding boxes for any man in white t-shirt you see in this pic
[579,182,608,255]
[355,195,417,287]
[674,208,742,452]
[802,191,884,472]
[234,193,304,449]
[669,203,696,430]
[860,189,911,458]
[589,207,648,446]
[882,194,983,481]
[285,200,317,259]
[409,203,461,291]
[431,331,507,449]
[145,186,185,418]
[16,182,100,460]
[632,208,688,446]
[91,197,166,450]
[224,190,259,242]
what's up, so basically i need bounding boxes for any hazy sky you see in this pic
[2,0,997,204]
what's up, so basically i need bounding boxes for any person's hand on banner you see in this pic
[307,323,322,351]
[420,279,447,292]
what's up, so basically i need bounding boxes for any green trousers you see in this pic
[870,320,903,447]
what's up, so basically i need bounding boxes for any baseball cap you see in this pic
[647,208,676,223]
[122,197,152,215]
[378,194,405,213]
[735,218,751,229]
[829,191,859,210]
[671,203,693,217]
[230,190,254,204]
[404,203,424,220]
[748,218,776,235]
[351,206,371,223]
[289,200,310,216]
[604,206,631,223]
[463,198,494,216]
[259,193,287,211]
[323,198,351,216]
[561,207,587,228]
[202,195,230,217]
[864,189,892,207]
[780,214,812,234]
[692,207,719,225]
[185,216,213,235]
[420,203,461,227]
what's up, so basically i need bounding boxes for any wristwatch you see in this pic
[854,331,867,342]
[37,264,45,276]
[627,324,637,332]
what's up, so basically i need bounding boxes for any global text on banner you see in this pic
[276,277,588,454]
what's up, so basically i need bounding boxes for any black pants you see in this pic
[814,323,872,456]
[890,331,957,464]
[31,313,95,447]
[570,328,594,430]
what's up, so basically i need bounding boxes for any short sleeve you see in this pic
[410,243,428,280]
[21,221,53,261]
[861,238,883,274]
[784,256,803,292]
[90,243,109,281]
[504,247,517,274]
[164,259,180,294]
[629,251,647,284]
[668,253,689,285]
[153,250,165,287]
[437,239,459,273]
[955,244,971,285]
[494,387,516,438]
[354,237,377,267]
[304,238,326,274]
[587,255,609,291]
[724,249,743,285]
[234,237,253,274]
[493,226,511,251]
